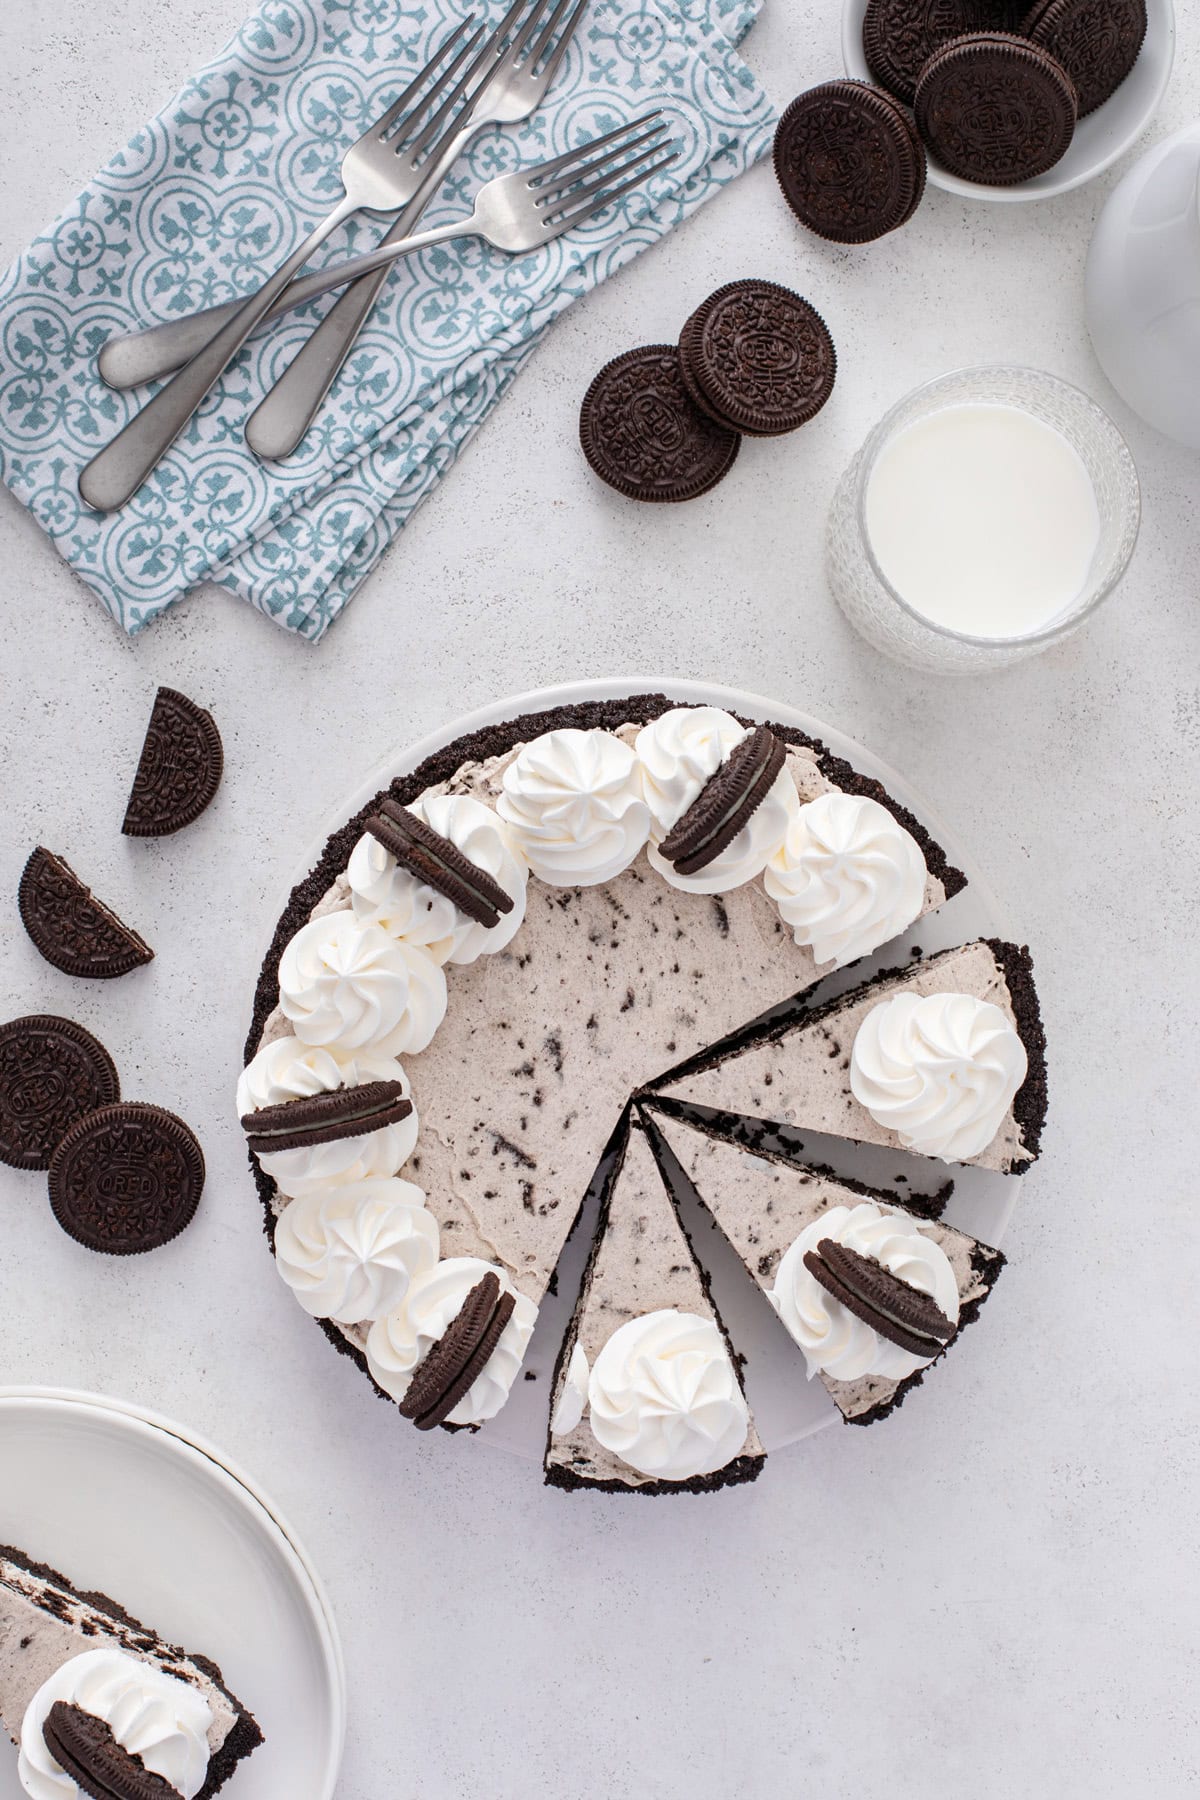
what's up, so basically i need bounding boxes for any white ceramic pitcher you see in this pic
[1085,121,1200,450]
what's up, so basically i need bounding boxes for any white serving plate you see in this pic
[273,677,1029,1458]
[0,1389,345,1800]
[840,0,1176,201]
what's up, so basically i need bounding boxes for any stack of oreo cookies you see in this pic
[775,0,1147,225]
[580,280,836,504]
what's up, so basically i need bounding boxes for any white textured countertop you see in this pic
[1,1,1197,1794]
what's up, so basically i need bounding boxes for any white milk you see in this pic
[864,402,1101,638]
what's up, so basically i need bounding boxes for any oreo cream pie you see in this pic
[241,696,964,1453]
[0,1544,262,1798]
[643,1113,1005,1425]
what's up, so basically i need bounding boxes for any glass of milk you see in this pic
[826,367,1140,673]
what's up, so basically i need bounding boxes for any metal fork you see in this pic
[217,117,676,314]
[79,19,494,510]
[97,0,586,401]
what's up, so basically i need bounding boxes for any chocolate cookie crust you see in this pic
[244,695,967,1402]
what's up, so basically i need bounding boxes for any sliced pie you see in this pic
[644,1111,1005,1425]
[653,938,1047,1173]
[544,1117,764,1493]
[0,1542,262,1797]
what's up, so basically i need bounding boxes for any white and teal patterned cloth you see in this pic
[0,0,773,640]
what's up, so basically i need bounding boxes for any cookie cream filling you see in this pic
[850,990,1028,1162]
[771,1203,960,1383]
[19,1648,212,1800]
[366,1257,537,1427]
[587,1310,750,1481]
[764,791,927,966]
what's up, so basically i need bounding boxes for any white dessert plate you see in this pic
[0,1388,345,1800]
[840,0,1176,201]
[274,678,1028,1459]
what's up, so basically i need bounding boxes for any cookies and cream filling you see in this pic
[242,707,954,1433]
[19,1649,211,1800]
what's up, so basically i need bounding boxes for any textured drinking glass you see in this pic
[825,366,1141,674]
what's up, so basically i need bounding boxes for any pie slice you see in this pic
[544,1117,764,1494]
[653,938,1048,1173]
[644,1111,1005,1426]
[0,1542,262,1797]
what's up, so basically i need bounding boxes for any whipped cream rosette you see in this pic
[19,1649,213,1800]
[765,791,927,965]
[550,1342,590,1437]
[237,1036,418,1197]
[587,1309,750,1481]
[497,728,650,884]
[366,1256,537,1427]
[273,1178,439,1324]
[348,793,528,965]
[850,989,1029,1162]
[278,910,446,1057]
[771,1202,960,1382]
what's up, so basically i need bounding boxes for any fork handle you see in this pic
[80,197,362,510]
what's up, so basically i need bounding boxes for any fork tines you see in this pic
[531,112,680,228]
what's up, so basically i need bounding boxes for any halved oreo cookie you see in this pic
[774,82,927,243]
[915,32,1077,185]
[0,1015,120,1171]
[579,344,741,504]
[804,1237,957,1358]
[678,282,836,438]
[659,726,787,876]
[43,1700,183,1800]
[18,849,153,980]
[241,1080,412,1156]
[48,1103,204,1255]
[367,798,512,930]
[398,1270,515,1431]
[1021,0,1146,116]
[863,0,1007,104]
[122,687,223,838]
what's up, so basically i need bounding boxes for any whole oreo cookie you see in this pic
[1021,0,1146,115]
[43,1700,184,1800]
[804,1238,957,1358]
[122,687,223,838]
[915,32,1077,184]
[242,1080,412,1155]
[863,0,1007,104]
[659,726,787,875]
[368,798,513,929]
[48,1103,204,1254]
[678,282,836,438]
[774,82,927,243]
[579,345,741,503]
[0,1015,120,1171]
[18,849,153,980]
[398,1270,503,1427]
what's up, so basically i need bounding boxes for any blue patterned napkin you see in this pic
[0,0,773,641]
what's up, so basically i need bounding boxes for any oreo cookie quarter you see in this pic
[659,726,787,876]
[48,1103,204,1254]
[367,798,513,929]
[678,282,836,438]
[0,1015,120,1171]
[122,687,223,838]
[915,32,1077,185]
[43,1701,183,1800]
[579,345,741,504]
[774,82,927,243]
[18,849,153,980]
[1022,0,1146,115]
[804,1238,957,1358]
